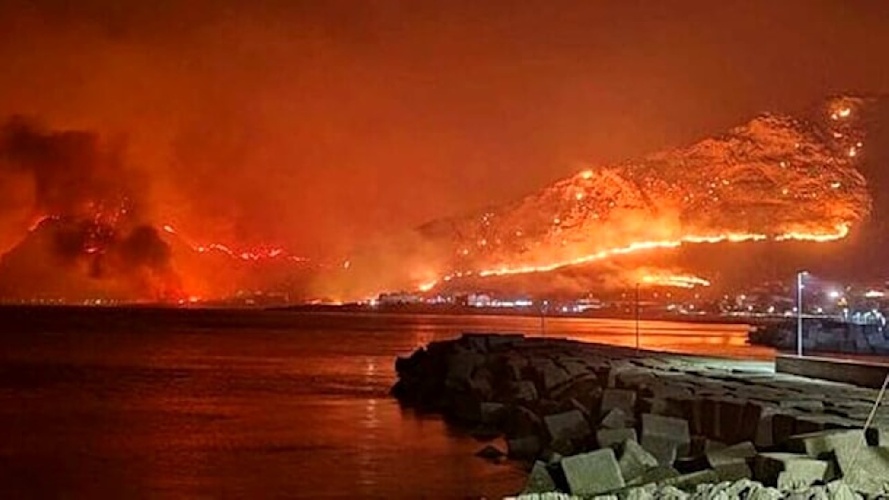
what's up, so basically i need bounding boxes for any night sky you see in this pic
[1,0,888,257]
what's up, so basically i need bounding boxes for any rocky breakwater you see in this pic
[750,320,889,356]
[392,334,889,498]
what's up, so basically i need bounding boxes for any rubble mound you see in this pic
[393,333,889,497]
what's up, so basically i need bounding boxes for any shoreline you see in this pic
[0,301,772,325]
[392,333,889,497]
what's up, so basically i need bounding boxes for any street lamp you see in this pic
[635,283,640,354]
[797,271,808,357]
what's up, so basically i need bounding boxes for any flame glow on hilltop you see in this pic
[161,224,309,264]
[415,223,850,291]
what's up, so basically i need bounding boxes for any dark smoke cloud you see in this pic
[0,116,130,216]
[0,117,179,300]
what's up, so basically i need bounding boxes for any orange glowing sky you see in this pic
[1,0,889,260]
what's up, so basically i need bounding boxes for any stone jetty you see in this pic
[391,333,889,498]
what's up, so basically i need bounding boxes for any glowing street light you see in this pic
[797,271,808,357]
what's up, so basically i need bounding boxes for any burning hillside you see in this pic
[0,97,880,303]
[412,97,873,293]
[0,117,183,301]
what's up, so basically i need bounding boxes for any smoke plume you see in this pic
[0,117,180,301]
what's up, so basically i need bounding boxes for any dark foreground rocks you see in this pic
[392,333,889,498]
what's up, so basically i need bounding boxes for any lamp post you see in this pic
[797,271,808,357]
[540,300,548,337]
[635,283,641,354]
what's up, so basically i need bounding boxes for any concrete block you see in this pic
[551,375,602,407]
[537,361,572,393]
[642,397,670,416]
[559,358,592,379]
[660,469,719,488]
[445,350,485,389]
[779,399,825,412]
[825,480,860,500]
[523,460,557,494]
[753,452,828,486]
[641,413,690,456]
[601,389,636,416]
[480,402,507,425]
[468,370,494,400]
[485,334,525,350]
[560,448,625,495]
[706,441,757,468]
[716,398,747,443]
[503,405,543,438]
[776,471,819,490]
[755,408,778,447]
[714,461,752,481]
[501,355,529,381]
[625,465,680,487]
[510,380,539,403]
[786,429,865,459]
[771,412,801,445]
[737,401,766,444]
[640,434,678,467]
[507,435,542,459]
[459,333,491,352]
[834,445,889,495]
[597,428,637,449]
[700,397,723,439]
[544,409,591,442]
[617,439,659,483]
[600,407,630,429]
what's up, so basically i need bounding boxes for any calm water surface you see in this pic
[0,310,769,498]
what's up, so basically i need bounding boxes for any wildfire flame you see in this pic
[641,273,710,289]
[416,223,850,291]
[161,224,309,263]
